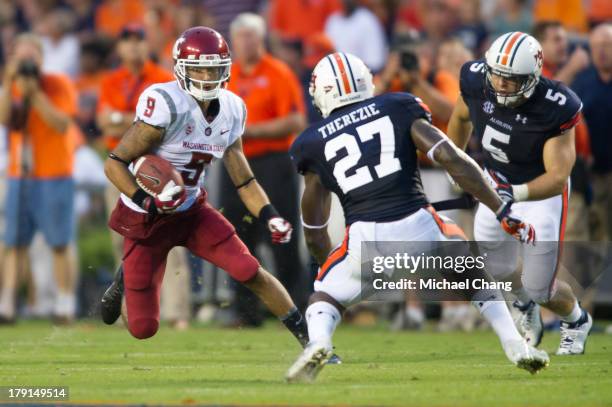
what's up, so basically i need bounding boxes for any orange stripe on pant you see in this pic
[426,206,468,240]
[333,53,352,94]
[500,32,523,66]
[317,226,350,281]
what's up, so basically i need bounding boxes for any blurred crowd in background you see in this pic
[0,0,611,332]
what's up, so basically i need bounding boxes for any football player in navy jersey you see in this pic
[447,32,593,355]
[285,52,548,383]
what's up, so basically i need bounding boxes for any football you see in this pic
[132,154,184,197]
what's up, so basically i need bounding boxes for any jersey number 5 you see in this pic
[324,116,401,193]
[181,152,213,186]
[482,125,510,163]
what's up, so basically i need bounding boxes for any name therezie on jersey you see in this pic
[182,141,225,152]
[317,103,381,139]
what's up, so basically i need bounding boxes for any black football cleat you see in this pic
[101,266,124,325]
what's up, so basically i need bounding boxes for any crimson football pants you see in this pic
[120,200,259,339]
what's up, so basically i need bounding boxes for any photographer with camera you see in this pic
[376,34,460,132]
[0,33,78,323]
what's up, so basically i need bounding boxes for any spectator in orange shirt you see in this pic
[588,0,612,27]
[223,13,307,326]
[97,25,173,153]
[96,25,191,329]
[0,34,78,323]
[269,0,341,49]
[533,0,588,34]
[75,35,112,140]
[94,0,145,38]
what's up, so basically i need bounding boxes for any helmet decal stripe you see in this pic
[333,53,353,94]
[342,53,358,93]
[326,55,343,96]
[496,32,514,63]
[508,34,529,67]
[501,32,524,66]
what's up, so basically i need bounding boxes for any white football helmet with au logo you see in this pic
[485,32,543,107]
[310,52,374,118]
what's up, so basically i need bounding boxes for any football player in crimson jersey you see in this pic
[447,32,593,355]
[100,27,309,346]
[285,52,548,383]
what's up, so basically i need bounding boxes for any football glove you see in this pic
[495,201,536,245]
[488,169,514,202]
[133,184,186,216]
[268,217,293,244]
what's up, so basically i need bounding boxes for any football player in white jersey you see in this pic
[100,27,310,346]
[447,32,593,355]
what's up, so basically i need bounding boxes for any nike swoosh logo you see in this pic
[140,173,161,186]
[220,129,230,135]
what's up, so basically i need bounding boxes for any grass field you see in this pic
[0,320,611,406]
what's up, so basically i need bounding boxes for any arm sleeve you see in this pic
[134,86,172,128]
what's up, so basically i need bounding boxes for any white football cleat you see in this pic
[503,339,549,374]
[285,341,333,383]
[513,300,543,346]
[557,310,593,355]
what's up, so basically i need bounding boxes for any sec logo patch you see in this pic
[482,101,495,114]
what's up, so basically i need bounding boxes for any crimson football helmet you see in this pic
[172,26,231,101]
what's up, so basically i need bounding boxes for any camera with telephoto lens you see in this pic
[393,31,421,72]
[17,59,40,79]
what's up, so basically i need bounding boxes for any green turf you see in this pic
[0,321,610,406]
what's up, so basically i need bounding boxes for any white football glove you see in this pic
[154,183,186,213]
[268,217,293,244]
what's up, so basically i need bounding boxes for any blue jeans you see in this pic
[4,177,75,248]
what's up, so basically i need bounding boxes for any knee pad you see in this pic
[128,318,159,339]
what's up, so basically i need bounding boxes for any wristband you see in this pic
[512,184,529,202]
[259,204,280,225]
[131,188,150,208]
[108,153,130,166]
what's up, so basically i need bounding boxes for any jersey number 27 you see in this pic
[324,116,401,193]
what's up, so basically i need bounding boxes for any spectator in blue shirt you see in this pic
[572,23,612,241]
